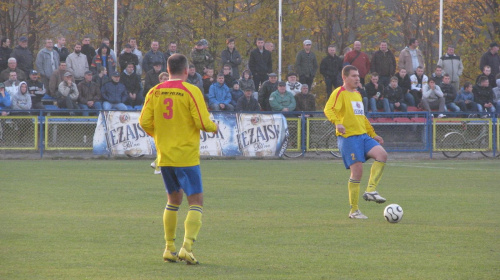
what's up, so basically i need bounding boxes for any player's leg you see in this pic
[363,144,388,203]
[348,162,366,218]
[161,167,184,262]
[338,135,368,219]
[176,166,203,265]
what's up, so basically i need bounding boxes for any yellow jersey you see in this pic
[324,86,376,138]
[139,79,217,167]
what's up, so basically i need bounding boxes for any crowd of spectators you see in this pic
[0,34,499,117]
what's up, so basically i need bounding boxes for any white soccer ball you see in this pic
[384,204,403,223]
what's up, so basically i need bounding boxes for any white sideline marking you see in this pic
[388,162,499,171]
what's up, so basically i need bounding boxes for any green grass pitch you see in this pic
[1,159,499,279]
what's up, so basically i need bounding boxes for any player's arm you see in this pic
[364,116,383,143]
[139,90,155,137]
[324,89,343,126]
[190,88,217,133]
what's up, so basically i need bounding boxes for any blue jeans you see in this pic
[362,97,369,115]
[445,102,460,113]
[79,102,102,116]
[369,97,390,113]
[404,93,416,106]
[103,102,128,110]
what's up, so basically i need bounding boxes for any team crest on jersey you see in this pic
[351,101,364,115]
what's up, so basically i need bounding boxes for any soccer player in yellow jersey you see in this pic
[324,65,388,219]
[140,54,218,264]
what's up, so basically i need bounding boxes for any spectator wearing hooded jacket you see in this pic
[35,39,59,92]
[208,74,233,111]
[11,81,31,110]
[91,44,116,76]
[26,70,46,109]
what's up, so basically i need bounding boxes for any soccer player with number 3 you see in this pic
[139,54,218,264]
[324,65,388,219]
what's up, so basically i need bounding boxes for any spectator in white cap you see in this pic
[295,39,318,89]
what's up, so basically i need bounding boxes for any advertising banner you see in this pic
[93,111,288,157]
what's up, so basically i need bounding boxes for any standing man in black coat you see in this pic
[249,37,272,91]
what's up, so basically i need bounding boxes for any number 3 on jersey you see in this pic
[163,98,173,119]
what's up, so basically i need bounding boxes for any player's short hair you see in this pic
[428,78,436,84]
[342,65,358,78]
[328,44,336,49]
[217,73,225,78]
[409,38,417,45]
[167,54,188,75]
[255,37,264,43]
[390,76,398,82]
[226,38,235,45]
[435,65,442,70]
[74,42,82,48]
[443,73,450,78]
[416,66,424,71]
[188,64,195,69]
[463,81,472,89]
[223,64,232,70]
[371,72,379,78]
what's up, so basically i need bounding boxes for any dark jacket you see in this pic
[92,74,110,93]
[77,80,101,103]
[236,95,261,111]
[294,93,316,111]
[187,72,204,94]
[101,81,128,104]
[220,48,242,80]
[0,46,12,73]
[365,81,385,99]
[249,48,272,76]
[119,52,139,72]
[440,83,457,103]
[143,69,161,96]
[26,79,46,103]
[54,45,70,62]
[11,45,33,75]
[295,50,318,78]
[384,86,405,104]
[120,71,141,95]
[320,54,343,79]
[81,44,95,68]
[472,85,494,105]
[258,80,278,111]
[479,51,500,77]
[370,49,396,77]
[142,50,166,73]
[230,89,244,107]
[395,73,411,94]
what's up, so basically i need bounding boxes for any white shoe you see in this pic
[150,161,156,169]
[362,191,386,203]
[437,114,446,118]
[154,169,162,175]
[349,210,368,219]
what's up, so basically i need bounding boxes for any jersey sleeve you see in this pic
[364,116,377,138]
[188,85,218,133]
[324,88,343,125]
[139,89,155,137]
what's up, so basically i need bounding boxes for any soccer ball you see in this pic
[384,204,403,223]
